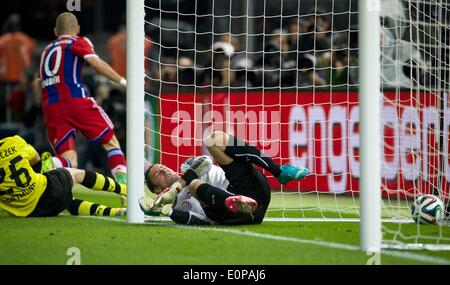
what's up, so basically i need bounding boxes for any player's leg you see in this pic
[219,159,271,224]
[27,168,74,217]
[42,128,78,172]
[203,131,234,165]
[64,168,126,216]
[100,134,127,207]
[42,105,78,171]
[68,198,126,217]
[65,167,126,197]
[188,179,258,220]
[205,131,308,184]
[41,150,76,172]
[74,98,127,185]
[101,134,127,184]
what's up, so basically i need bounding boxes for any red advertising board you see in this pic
[157,90,449,198]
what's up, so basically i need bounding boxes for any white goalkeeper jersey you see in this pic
[173,159,230,224]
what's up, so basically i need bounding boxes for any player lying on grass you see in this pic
[0,135,126,217]
[139,131,308,225]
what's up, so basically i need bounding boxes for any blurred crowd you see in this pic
[150,9,359,90]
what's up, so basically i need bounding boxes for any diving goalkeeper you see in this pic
[139,131,308,225]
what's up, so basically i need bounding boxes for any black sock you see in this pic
[80,170,124,195]
[170,209,212,225]
[68,199,119,216]
[224,135,282,177]
[196,183,228,208]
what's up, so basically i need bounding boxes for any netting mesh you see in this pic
[143,0,450,249]
[380,0,450,249]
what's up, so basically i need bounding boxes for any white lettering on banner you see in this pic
[258,111,281,158]
[381,105,399,180]
[422,107,439,181]
[202,109,227,142]
[171,108,280,157]
[225,110,281,157]
[227,110,247,139]
[307,106,327,174]
[227,110,258,144]
[171,110,193,146]
[66,0,81,12]
[289,106,308,169]
[348,106,360,178]
[164,91,449,193]
[286,101,448,191]
[327,106,347,193]
[400,107,421,181]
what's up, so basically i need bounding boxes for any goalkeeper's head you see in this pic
[145,164,180,194]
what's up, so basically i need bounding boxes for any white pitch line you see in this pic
[70,215,450,265]
[171,225,450,265]
[71,215,414,224]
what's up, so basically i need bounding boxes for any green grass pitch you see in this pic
[1,186,450,265]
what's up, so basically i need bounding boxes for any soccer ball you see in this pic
[411,194,444,225]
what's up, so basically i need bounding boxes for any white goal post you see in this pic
[358,0,382,252]
[126,0,145,223]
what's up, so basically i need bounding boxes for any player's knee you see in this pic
[64,156,77,168]
[188,179,204,195]
[65,168,84,184]
[61,151,78,168]
[102,135,121,151]
[204,131,228,149]
[69,160,78,168]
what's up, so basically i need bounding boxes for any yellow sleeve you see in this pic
[13,135,37,161]
[23,144,38,161]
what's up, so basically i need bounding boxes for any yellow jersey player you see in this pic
[0,135,126,217]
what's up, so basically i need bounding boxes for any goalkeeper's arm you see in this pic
[152,156,213,209]
[179,155,213,186]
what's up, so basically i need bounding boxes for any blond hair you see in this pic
[55,12,79,35]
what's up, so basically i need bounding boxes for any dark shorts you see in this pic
[28,168,74,217]
[197,160,271,225]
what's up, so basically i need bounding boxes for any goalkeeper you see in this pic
[140,131,308,225]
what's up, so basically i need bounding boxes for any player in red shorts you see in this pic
[37,12,128,191]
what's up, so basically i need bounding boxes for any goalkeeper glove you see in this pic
[138,195,161,216]
[161,204,173,216]
[187,155,212,178]
[152,181,182,209]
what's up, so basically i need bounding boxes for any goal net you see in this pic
[141,0,450,250]
[379,0,450,250]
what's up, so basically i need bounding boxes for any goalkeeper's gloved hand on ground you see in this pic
[152,181,182,209]
[160,204,173,217]
[139,195,161,216]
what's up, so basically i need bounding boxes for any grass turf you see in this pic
[1,186,450,265]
